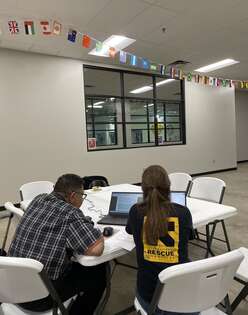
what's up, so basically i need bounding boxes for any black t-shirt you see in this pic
[126,202,193,303]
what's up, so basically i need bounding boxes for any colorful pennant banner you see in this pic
[1,17,247,89]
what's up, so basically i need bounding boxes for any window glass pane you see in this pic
[84,68,121,96]
[156,78,182,101]
[166,129,181,142]
[166,103,180,114]
[125,99,154,123]
[87,123,123,150]
[124,73,154,98]
[126,124,155,147]
[86,97,122,123]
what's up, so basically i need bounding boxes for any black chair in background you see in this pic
[82,176,109,190]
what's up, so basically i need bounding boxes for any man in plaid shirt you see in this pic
[8,174,106,315]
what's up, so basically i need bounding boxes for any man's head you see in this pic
[54,174,86,208]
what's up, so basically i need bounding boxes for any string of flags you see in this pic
[2,18,247,89]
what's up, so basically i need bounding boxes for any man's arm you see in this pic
[84,236,104,256]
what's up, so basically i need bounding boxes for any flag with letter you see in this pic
[119,51,127,63]
[8,21,19,34]
[160,64,166,75]
[82,35,91,48]
[68,29,77,42]
[24,21,35,35]
[40,21,51,35]
[53,21,62,35]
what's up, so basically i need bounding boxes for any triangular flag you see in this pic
[8,21,19,34]
[130,55,137,66]
[24,21,35,35]
[82,35,91,48]
[109,47,116,58]
[40,21,51,35]
[53,21,62,35]
[96,41,103,52]
[68,29,77,42]
[195,74,200,83]
[119,51,127,63]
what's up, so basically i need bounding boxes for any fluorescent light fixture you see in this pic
[94,101,104,106]
[156,79,175,86]
[130,86,153,94]
[89,35,136,57]
[148,103,154,107]
[195,58,239,73]
[130,79,175,94]
[87,105,103,109]
[110,98,115,101]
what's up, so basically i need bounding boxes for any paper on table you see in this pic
[110,229,135,251]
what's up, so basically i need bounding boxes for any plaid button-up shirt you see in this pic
[8,192,102,280]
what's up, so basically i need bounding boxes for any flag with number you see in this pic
[24,21,35,35]
[8,21,19,34]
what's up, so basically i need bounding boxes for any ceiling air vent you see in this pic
[168,60,190,67]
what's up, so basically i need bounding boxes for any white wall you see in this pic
[0,48,237,204]
[235,90,248,161]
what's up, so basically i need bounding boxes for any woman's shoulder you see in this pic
[171,202,191,217]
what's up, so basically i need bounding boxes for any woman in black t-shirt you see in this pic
[126,165,198,315]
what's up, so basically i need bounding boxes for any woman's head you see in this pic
[141,165,172,245]
[142,165,170,200]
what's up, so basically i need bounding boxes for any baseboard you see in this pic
[191,167,237,177]
[237,160,248,164]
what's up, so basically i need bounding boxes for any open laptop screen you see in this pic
[109,191,186,217]
[109,192,143,216]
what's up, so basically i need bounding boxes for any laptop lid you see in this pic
[170,191,186,206]
[109,191,143,217]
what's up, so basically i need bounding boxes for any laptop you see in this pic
[97,191,186,226]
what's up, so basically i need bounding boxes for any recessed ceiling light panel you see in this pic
[195,58,239,73]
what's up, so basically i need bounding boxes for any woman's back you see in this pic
[126,201,193,303]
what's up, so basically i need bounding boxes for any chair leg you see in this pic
[1,213,13,252]
[231,283,248,311]
[221,220,231,251]
[95,262,112,315]
[224,294,232,315]
[205,224,215,258]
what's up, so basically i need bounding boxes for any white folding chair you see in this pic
[1,203,24,255]
[188,177,229,256]
[19,181,54,201]
[0,257,72,315]
[231,247,248,311]
[168,172,192,193]
[134,249,244,315]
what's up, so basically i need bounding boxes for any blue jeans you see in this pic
[136,292,200,315]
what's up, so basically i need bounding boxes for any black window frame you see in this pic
[84,65,186,151]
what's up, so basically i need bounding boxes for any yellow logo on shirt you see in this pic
[143,217,179,263]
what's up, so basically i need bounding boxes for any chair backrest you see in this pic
[0,257,48,303]
[20,181,54,201]
[150,249,244,314]
[188,176,226,203]
[4,202,24,219]
[82,176,109,190]
[169,172,192,193]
